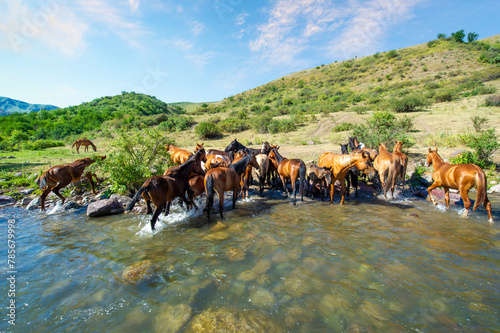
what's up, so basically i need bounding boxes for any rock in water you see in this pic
[154,303,192,333]
[26,196,41,210]
[121,260,157,285]
[110,194,133,207]
[87,198,124,217]
[0,195,15,205]
[184,307,281,333]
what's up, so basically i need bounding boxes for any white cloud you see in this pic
[186,51,216,71]
[330,0,424,59]
[128,0,140,13]
[163,38,194,51]
[236,12,248,26]
[0,1,88,56]
[249,0,424,66]
[190,21,205,36]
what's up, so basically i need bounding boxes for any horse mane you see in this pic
[229,152,254,175]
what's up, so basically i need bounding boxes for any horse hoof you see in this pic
[488,218,494,223]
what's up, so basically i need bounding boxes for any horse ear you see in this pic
[428,148,432,153]
[435,147,438,152]
[277,145,280,149]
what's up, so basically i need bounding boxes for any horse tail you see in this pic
[299,161,306,196]
[473,168,487,211]
[126,186,147,212]
[384,160,397,196]
[71,140,77,148]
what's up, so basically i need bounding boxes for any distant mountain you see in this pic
[0,96,59,115]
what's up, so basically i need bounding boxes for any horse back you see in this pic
[206,167,240,192]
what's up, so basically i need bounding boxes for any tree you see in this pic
[467,32,479,43]
[456,116,499,167]
[352,111,414,150]
[437,33,447,39]
[451,29,465,43]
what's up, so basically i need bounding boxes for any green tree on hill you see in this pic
[451,29,465,43]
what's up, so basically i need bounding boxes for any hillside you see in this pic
[0,96,59,115]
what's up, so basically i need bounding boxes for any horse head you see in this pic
[248,152,260,170]
[195,142,204,152]
[426,147,439,167]
[340,144,349,154]
[354,150,376,180]
[394,140,404,153]
[225,139,244,153]
[261,141,271,155]
[193,147,207,163]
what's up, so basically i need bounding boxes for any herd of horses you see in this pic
[36,137,494,229]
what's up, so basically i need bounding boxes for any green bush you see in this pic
[433,90,455,102]
[268,119,296,134]
[462,86,496,97]
[218,118,250,133]
[451,29,465,43]
[450,151,480,166]
[250,115,272,133]
[158,115,194,132]
[332,122,354,132]
[388,95,429,112]
[195,121,221,139]
[386,50,398,59]
[352,111,414,150]
[90,127,169,195]
[483,95,500,107]
[459,129,498,167]
[23,139,65,150]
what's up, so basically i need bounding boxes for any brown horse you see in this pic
[306,164,333,201]
[126,149,206,230]
[255,153,269,195]
[72,139,97,154]
[341,143,359,197]
[234,152,260,199]
[204,152,259,219]
[319,150,375,204]
[268,147,306,205]
[166,144,193,165]
[195,142,232,171]
[393,140,408,188]
[426,148,493,223]
[37,156,105,211]
[373,143,400,199]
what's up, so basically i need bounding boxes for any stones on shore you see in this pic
[0,195,16,206]
[87,198,124,217]
[489,184,500,193]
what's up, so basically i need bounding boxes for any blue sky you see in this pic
[1,0,499,107]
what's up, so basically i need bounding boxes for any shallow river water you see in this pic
[1,190,499,332]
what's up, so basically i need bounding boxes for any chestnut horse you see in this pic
[319,150,375,204]
[426,148,493,223]
[204,152,259,219]
[393,140,408,189]
[37,156,105,211]
[348,136,378,161]
[268,147,306,205]
[72,139,97,154]
[195,142,232,171]
[341,143,359,197]
[166,144,193,165]
[373,143,400,199]
[126,149,206,230]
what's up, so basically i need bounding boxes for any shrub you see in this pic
[352,111,414,150]
[386,50,398,59]
[350,106,369,114]
[195,121,221,139]
[90,127,169,195]
[250,115,272,133]
[437,33,447,39]
[451,29,465,43]
[483,95,500,107]
[23,139,65,150]
[433,90,455,102]
[462,86,496,97]
[268,119,296,134]
[388,95,429,112]
[450,151,479,166]
[427,40,437,48]
[467,32,479,43]
[332,122,354,132]
[158,115,194,132]
[457,117,499,167]
[218,118,250,133]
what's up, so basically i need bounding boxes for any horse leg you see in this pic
[444,188,450,209]
[459,188,472,218]
[51,182,70,205]
[232,187,238,210]
[291,176,297,206]
[346,173,351,197]
[330,183,335,204]
[151,202,166,230]
[85,172,98,195]
[426,181,441,205]
[40,188,52,211]
[218,191,224,218]
[280,176,289,197]
[340,179,346,205]
[353,174,358,197]
[484,197,493,223]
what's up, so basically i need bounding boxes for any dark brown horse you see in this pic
[426,148,493,223]
[204,152,259,219]
[268,147,306,205]
[72,139,97,154]
[306,164,332,201]
[126,149,206,230]
[37,156,105,211]
[319,150,375,204]
[341,143,359,197]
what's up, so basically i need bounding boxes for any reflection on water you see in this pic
[1,192,499,332]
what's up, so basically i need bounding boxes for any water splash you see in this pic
[46,202,65,215]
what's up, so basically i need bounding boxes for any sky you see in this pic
[0,0,499,108]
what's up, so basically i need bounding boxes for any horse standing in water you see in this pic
[341,143,359,197]
[204,152,259,219]
[426,148,493,223]
[373,143,400,199]
[126,149,206,230]
[72,139,97,154]
[37,156,105,211]
[306,164,332,201]
[268,147,306,205]
[393,140,408,189]
[166,144,193,165]
[319,150,375,204]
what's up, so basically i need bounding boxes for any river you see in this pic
[1,190,499,332]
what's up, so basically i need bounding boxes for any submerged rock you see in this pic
[184,307,281,333]
[26,196,41,210]
[87,198,124,217]
[0,195,15,205]
[154,303,192,333]
[121,260,158,285]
